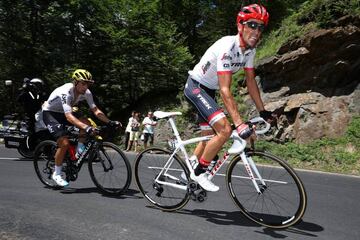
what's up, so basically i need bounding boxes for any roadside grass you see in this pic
[255,116,360,175]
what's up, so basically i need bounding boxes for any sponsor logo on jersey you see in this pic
[197,94,212,110]
[61,94,67,104]
[223,62,246,68]
[202,61,211,74]
[192,88,201,95]
[221,53,232,61]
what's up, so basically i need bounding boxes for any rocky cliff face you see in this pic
[248,15,360,143]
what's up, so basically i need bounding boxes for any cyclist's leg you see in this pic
[42,111,70,187]
[200,118,231,163]
[193,123,213,158]
[184,77,231,191]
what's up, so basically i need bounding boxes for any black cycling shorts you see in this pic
[184,77,225,127]
[42,111,71,139]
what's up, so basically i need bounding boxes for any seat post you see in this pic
[167,117,182,142]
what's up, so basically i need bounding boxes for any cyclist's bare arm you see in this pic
[244,69,265,112]
[65,112,89,130]
[91,106,111,124]
[218,73,243,127]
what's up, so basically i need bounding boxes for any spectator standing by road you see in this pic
[142,111,157,149]
[126,112,141,152]
[124,110,135,150]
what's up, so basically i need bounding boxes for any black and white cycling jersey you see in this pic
[42,83,96,113]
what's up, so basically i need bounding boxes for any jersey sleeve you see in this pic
[216,49,233,75]
[244,49,256,70]
[84,90,97,109]
[61,93,73,113]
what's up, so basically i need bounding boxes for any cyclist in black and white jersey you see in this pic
[184,4,275,192]
[42,69,120,187]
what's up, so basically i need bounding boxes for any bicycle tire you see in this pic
[226,150,307,229]
[18,146,34,158]
[134,147,190,211]
[17,136,35,158]
[33,140,59,189]
[88,142,132,195]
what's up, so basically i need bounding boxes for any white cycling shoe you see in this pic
[52,172,69,187]
[190,172,219,192]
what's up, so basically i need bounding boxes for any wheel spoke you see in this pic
[135,147,190,211]
[226,151,307,228]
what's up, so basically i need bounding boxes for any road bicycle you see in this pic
[33,121,132,195]
[134,111,307,229]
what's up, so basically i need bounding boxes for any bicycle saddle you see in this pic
[154,111,182,119]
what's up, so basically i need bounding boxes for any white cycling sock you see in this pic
[54,165,62,175]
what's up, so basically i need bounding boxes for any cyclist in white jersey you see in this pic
[42,69,120,187]
[184,4,275,192]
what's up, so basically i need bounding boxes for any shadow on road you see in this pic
[56,187,141,199]
[164,208,323,238]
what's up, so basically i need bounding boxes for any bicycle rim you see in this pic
[33,140,59,188]
[134,147,190,211]
[88,142,131,195]
[226,150,307,228]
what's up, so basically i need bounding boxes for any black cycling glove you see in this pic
[85,126,94,135]
[236,123,254,139]
[107,120,121,128]
[259,110,272,121]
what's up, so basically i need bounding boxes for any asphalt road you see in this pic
[0,144,359,240]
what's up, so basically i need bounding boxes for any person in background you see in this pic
[142,111,157,149]
[124,110,135,150]
[126,111,141,152]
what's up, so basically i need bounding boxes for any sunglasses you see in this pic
[78,81,93,87]
[243,21,265,32]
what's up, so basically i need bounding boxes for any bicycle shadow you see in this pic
[169,208,323,238]
[57,187,141,199]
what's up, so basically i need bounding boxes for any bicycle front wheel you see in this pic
[226,150,307,229]
[88,142,131,195]
[134,147,190,211]
[33,140,58,188]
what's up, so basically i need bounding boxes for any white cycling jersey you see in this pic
[42,83,96,113]
[188,34,256,90]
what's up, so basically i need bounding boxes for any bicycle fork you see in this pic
[239,152,267,194]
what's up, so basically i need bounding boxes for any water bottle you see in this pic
[75,142,85,159]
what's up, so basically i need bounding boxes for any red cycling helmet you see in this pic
[237,4,269,26]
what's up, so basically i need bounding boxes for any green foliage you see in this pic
[255,116,360,175]
[257,0,360,60]
[0,0,192,118]
[297,0,360,27]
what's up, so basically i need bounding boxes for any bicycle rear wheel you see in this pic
[33,140,59,188]
[88,142,131,195]
[226,150,307,229]
[134,147,190,211]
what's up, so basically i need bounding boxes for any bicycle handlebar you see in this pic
[249,117,271,135]
[228,117,271,154]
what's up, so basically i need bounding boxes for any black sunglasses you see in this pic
[243,21,265,32]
